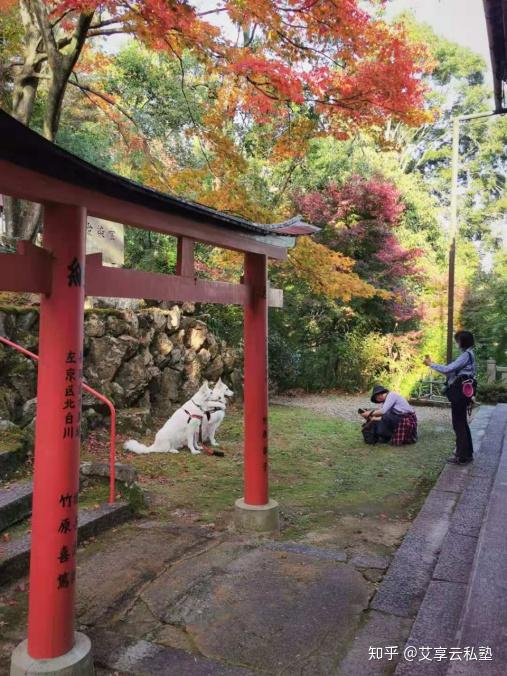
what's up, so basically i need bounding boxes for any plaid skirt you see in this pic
[391,412,418,446]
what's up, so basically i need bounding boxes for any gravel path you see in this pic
[271,392,455,427]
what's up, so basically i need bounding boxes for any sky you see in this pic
[386,0,493,86]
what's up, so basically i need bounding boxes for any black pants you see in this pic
[449,387,473,460]
[377,411,403,442]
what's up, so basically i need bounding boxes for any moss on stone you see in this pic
[84,308,126,317]
[0,427,28,454]
[0,385,16,419]
[0,305,40,315]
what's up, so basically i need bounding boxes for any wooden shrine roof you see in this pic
[0,110,318,258]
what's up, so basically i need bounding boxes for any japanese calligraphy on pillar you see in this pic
[56,489,78,590]
[62,351,82,440]
[56,349,82,589]
[67,258,82,288]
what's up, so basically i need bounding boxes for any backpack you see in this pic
[362,418,378,445]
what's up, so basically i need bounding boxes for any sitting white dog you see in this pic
[200,378,234,447]
[124,381,212,455]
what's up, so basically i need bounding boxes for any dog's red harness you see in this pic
[184,409,204,424]
[184,400,225,457]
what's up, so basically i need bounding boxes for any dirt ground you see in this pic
[272,391,452,426]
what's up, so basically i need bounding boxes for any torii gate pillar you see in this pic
[234,252,279,533]
[11,204,93,675]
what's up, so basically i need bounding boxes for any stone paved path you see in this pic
[0,520,381,674]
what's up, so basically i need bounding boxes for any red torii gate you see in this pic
[0,110,316,675]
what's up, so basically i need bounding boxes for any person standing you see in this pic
[424,330,477,464]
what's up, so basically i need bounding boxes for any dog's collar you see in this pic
[205,406,224,417]
[207,398,225,406]
[191,399,205,411]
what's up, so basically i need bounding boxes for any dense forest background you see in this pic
[0,1,506,397]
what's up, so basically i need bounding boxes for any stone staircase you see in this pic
[0,478,133,586]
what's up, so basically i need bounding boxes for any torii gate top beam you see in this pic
[0,110,317,260]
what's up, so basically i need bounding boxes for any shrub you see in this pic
[477,381,507,404]
[335,331,389,392]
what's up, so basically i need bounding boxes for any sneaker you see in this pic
[446,456,473,465]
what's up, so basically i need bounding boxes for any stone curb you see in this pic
[394,405,507,675]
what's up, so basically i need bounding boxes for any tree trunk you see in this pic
[3,0,93,241]
[10,1,42,126]
[3,1,45,241]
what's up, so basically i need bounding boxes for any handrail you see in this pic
[0,335,116,504]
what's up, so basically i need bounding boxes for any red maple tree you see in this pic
[295,175,424,323]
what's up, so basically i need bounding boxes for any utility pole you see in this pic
[446,110,502,362]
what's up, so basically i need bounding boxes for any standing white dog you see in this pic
[200,378,234,447]
[124,381,212,455]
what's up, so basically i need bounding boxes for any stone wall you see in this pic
[0,304,240,434]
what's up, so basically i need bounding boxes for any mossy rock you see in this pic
[84,307,126,317]
[15,310,39,332]
[11,329,39,352]
[0,305,39,315]
[7,355,37,402]
[0,427,29,477]
[0,426,27,454]
[0,386,17,420]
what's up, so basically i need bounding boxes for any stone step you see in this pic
[0,461,141,534]
[371,407,496,622]
[0,501,132,585]
[91,629,255,675]
[447,404,507,675]
[0,481,32,532]
[393,404,507,676]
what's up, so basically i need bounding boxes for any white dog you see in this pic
[124,381,212,455]
[200,378,234,447]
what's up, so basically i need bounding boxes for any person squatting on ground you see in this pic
[424,330,477,465]
[360,385,418,446]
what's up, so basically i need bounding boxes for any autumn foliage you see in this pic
[3,0,434,222]
[294,176,424,322]
[47,0,433,132]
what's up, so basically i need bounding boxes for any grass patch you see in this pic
[96,404,454,537]
[78,480,111,509]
